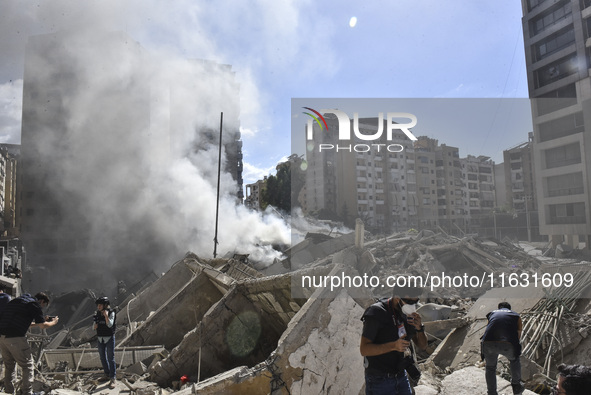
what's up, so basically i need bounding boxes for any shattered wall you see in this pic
[149,272,311,386]
[169,265,372,395]
[117,253,205,327]
[118,265,229,350]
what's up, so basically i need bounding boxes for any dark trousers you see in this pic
[483,341,521,395]
[97,335,116,378]
[365,370,412,395]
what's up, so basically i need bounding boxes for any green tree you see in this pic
[262,162,291,212]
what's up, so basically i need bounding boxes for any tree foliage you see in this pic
[261,155,306,213]
[261,163,291,212]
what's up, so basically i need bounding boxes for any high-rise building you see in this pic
[414,137,465,230]
[304,116,415,232]
[0,144,20,238]
[460,155,496,227]
[520,0,591,248]
[502,135,537,214]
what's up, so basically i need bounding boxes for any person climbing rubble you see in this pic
[360,285,427,395]
[481,301,525,395]
[0,292,59,395]
[93,296,117,389]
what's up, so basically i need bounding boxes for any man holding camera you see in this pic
[360,285,427,395]
[0,292,59,395]
[94,296,116,388]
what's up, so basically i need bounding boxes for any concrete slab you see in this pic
[117,253,207,327]
[440,366,537,395]
[149,273,308,386]
[118,264,229,350]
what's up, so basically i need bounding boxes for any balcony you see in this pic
[547,186,584,197]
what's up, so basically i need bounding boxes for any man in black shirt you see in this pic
[481,302,524,395]
[360,285,427,395]
[0,292,59,395]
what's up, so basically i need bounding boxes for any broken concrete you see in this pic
[162,265,372,394]
[116,253,209,327]
[118,261,233,350]
[148,270,311,386]
[437,366,537,395]
[280,232,355,271]
[41,345,164,371]
[427,285,546,371]
[20,225,591,395]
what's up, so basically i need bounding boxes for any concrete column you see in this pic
[355,218,364,248]
[565,234,580,249]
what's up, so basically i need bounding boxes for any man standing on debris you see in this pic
[93,296,117,389]
[481,301,524,395]
[0,292,59,395]
[554,364,591,395]
[360,285,427,395]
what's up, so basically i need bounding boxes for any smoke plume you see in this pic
[8,2,296,292]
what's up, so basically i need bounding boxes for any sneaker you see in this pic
[109,379,116,389]
[98,376,110,382]
[511,383,525,395]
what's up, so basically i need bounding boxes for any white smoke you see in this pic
[0,0,332,290]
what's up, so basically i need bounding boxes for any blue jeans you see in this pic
[483,341,521,395]
[97,336,116,378]
[365,371,412,395]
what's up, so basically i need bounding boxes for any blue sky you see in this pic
[0,0,530,186]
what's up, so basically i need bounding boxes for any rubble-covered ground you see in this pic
[8,228,591,394]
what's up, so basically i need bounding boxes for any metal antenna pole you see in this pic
[213,112,223,258]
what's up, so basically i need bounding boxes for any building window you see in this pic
[548,202,586,224]
[533,26,575,62]
[545,172,584,197]
[538,111,584,142]
[530,1,572,36]
[534,54,578,89]
[544,142,581,169]
[527,0,549,12]
[536,84,576,116]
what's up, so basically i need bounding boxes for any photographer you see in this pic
[360,285,427,395]
[0,292,59,395]
[93,296,116,389]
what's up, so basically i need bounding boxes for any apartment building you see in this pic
[521,0,591,247]
[461,155,496,226]
[245,177,267,209]
[0,145,20,238]
[502,136,537,213]
[304,116,415,232]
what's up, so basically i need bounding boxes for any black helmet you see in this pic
[95,296,110,306]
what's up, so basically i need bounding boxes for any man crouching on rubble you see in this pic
[481,302,524,395]
[360,285,427,395]
[0,292,59,395]
[94,296,116,389]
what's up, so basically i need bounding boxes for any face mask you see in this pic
[401,303,416,316]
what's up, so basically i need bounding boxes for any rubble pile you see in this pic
[520,270,591,375]
[11,226,591,394]
[366,230,543,298]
